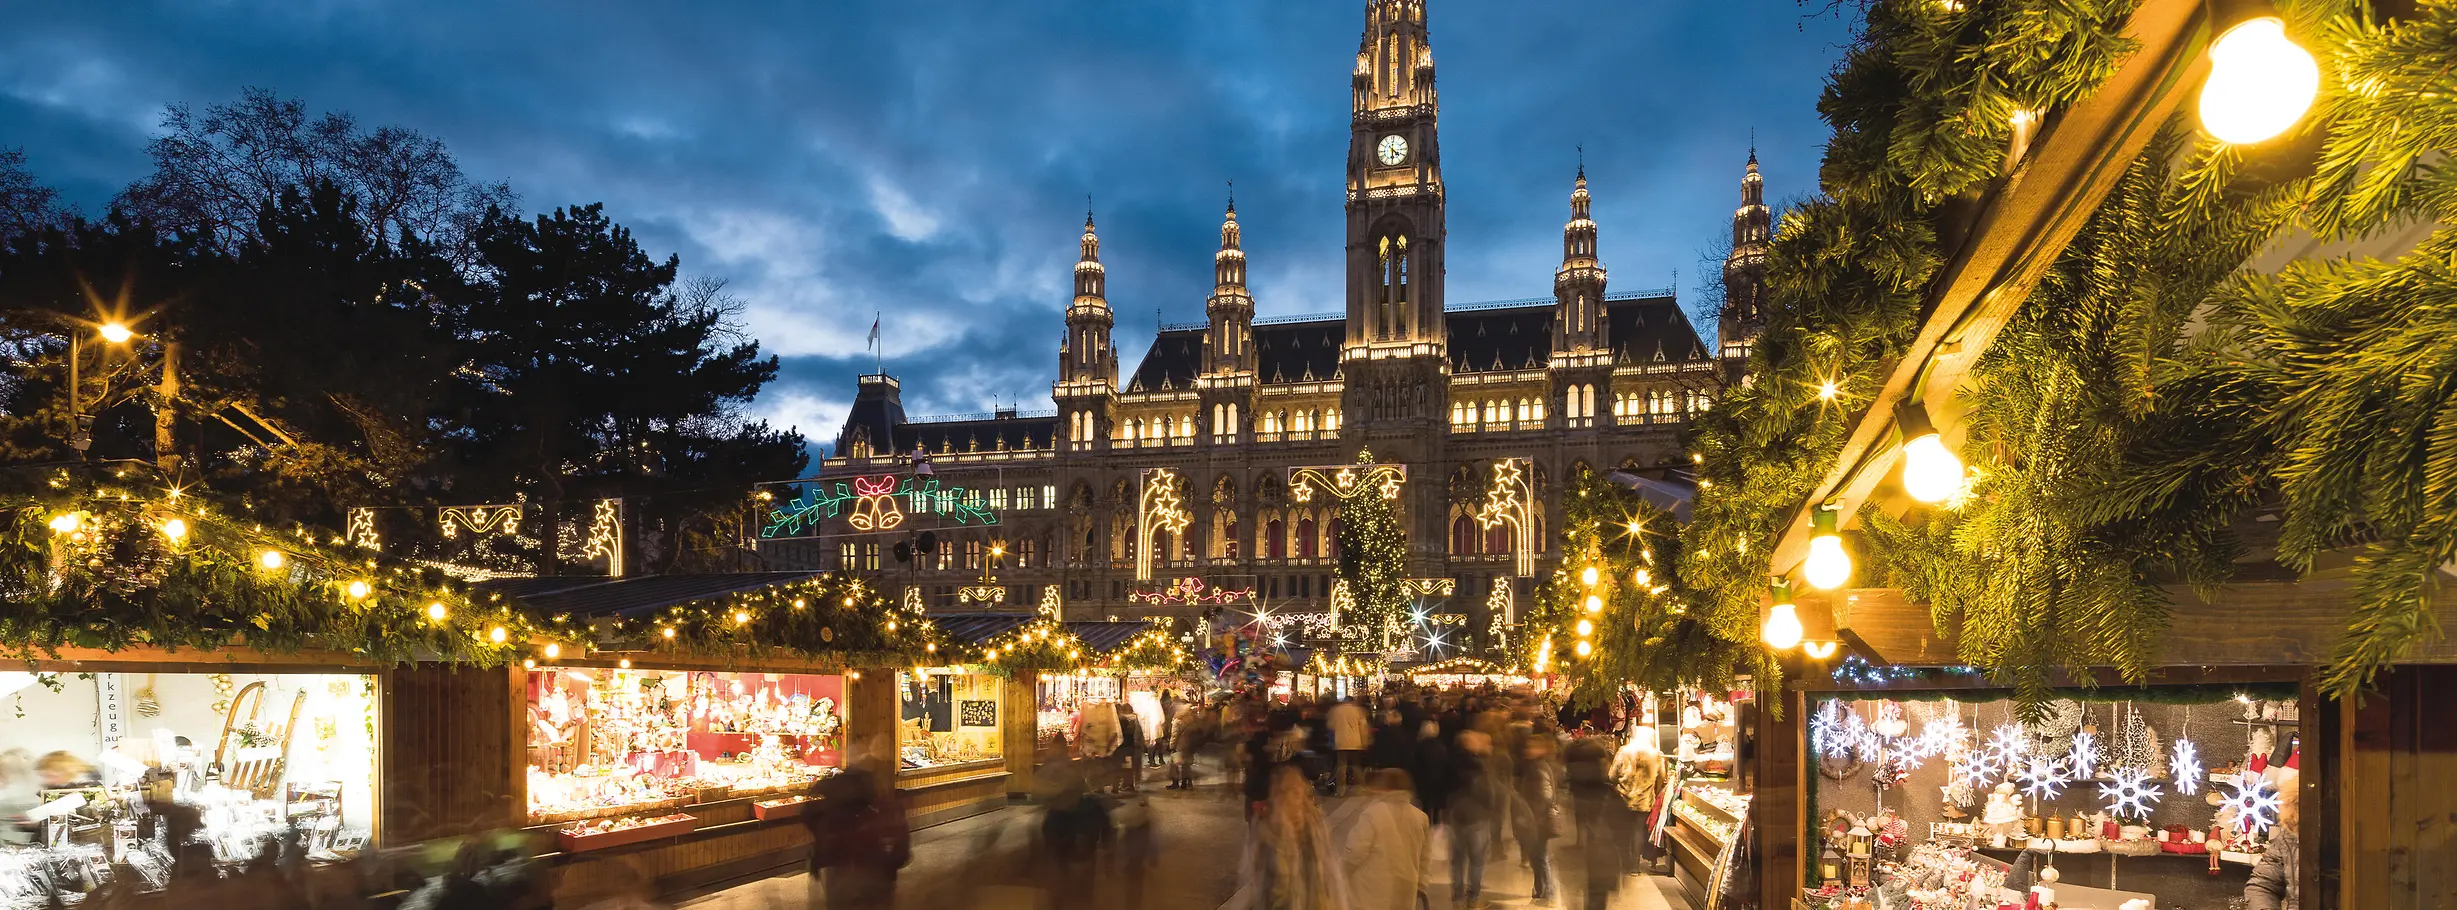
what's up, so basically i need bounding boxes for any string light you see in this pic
[345,580,371,600]
[1897,402,1965,503]
[488,626,508,644]
[46,512,81,534]
[158,517,187,543]
[97,322,134,344]
[1761,579,1804,650]
[543,643,561,660]
[2199,16,2319,145]
[258,550,286,571]
[1579,566,1599,587]
[1802,506,1852,589]
[426,602,448,621]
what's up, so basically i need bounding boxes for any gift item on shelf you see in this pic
[556,813,698,852]
[1666,783,1750,910]
[525,667,847,821]
[896,669,1005,772]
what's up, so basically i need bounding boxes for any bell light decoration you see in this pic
[1803,507,1853,590]
[1896,402,1964,503]
[2199,16,2319,145]
[1761,579,1804,650]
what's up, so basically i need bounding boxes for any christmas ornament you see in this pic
[2067,730,2098,779]
[2171,739,2203,796]
[2219,777,2281,835]
[2016,757,2068,800]
[1918,713,1967,759]
[2099,766,2163,820]
[1954,749,1997,786]
[1981,724,2027,778]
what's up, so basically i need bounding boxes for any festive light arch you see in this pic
[1473,458,1537,577]
[1135,468,1193,581]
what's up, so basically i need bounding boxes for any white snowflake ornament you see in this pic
[2170,739,2203,796]
[2067,730,2098,779]
[2098,766,2163,819]
[1981,724,2027,777]
[2016,757,2068,800]
[2220,777,2281,835]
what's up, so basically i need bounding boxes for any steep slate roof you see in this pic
[1126,330,1204,392]
[1606,294,1713,365]
[1446,306,1554,374]
[479,572,828,619]
[1257,320,1344,384]
[907,415,1057,454]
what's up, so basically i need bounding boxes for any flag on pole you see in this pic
[867,315,881,350]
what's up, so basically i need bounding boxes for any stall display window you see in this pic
[896,669,1001,770]
[524,668,844,822]
[1,670,377,900]
[1035,673,1121,754]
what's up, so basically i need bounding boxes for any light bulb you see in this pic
[1762,602,1804,650]
[1583,595,1603,614]
[1805,535,1853,590]
[1900,432,1965,503]
[619,658,632,669]
[488,626,508,644]
[661,626,677,639]
[1579,566,1599,587]
[426,602,448,621]
[345,580,371,600]
[47,513,80,534]
[1575,619,1594,637]
[159,518,187,542]
[543,643,561,660]
[1573,640,1593,657]
[258,550,286,570]
[2199,17,2319,145]
[97,322,133,344]
[1802,640,1839,659]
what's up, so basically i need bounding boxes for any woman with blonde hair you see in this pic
[1240,764,1351,910]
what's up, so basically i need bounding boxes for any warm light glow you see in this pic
[1579,566,1599,587]
[662,626,677,639]
[1762,602,1804,650]
[1575,619,1594,637]
[985,648,998,660]
[1901,432,1965,503]
[1818,379,1839,401]
[793,598,807,609]
[543,643,561,660]
[1804,509,1852,590]
[46,512,81,534]
[2199,17,2320,145]
[488,626,508,644]
[159,517,187,542]
[732,610,750,625]
[96,322,134,344]
[1583,595,1603,614]
[1573,640,1593,657]
[523,659,535,669]
[887,620,898,632]
[1633,568,1650,586]
[619,658,632,669]
[1803,640,1839,659]
[926,642,937,653]
[426,602,448,621]
[345,579,371,600]
[258,550,287,570]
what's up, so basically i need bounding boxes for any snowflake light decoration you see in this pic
[2067,730,2098,779]
[2098,766,2163,819]
[1918,714,1968,759]
[1811,702,1847,759]
[2015,757,2068,799]
[2220,777,2281,835]
[1886,738,1928,773]
[2169,739,2202,796]
[1980,724,2027,778]
[1953,748,1997,785]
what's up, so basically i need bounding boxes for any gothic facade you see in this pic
[784,0,1768,637]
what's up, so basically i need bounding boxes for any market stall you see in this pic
[1403,656,1532,690]
[523,665,847,829]
[1792,684,2292,910]
[1,655,380,908]
[893,666,1014,827]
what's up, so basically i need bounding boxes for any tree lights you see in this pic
[1761,579,1804,650]
[1802,506,1852,590]
[2198,16,2319,145]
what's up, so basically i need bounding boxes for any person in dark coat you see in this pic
[1409,721,1452,827]
[1561,733,1622,910]
[1243,728,1280,818]
[802,766,910,910]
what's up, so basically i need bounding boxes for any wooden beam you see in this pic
[1767,0,2212,578]
[1797,579,2457,669]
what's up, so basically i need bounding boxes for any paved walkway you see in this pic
[1216,798,1685,910]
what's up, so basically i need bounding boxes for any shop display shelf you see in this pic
[556,814,698,853]
[752,795,815,820]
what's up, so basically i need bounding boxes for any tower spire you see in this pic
[1722,148,1773,379]
[1553,162,1608,357]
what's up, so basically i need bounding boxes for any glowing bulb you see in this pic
[2199,18,2320,145]
[793,598,806,609]
[1575,619,1594,637]
[1573,640,1593,657]
[1803,640,1838,659]
[488,626,508,644]
[662,627,677,639]
[1818,379,1839,401]
[1901,432,1965,503]
[259,550,286,570]
[733,610,750,625]
[543,643,561,660]
[97,322,133,344]
[1762,603,1804,650]
[619,658,632,669]
[1633,568,1650,585]
[1804,509,1852,590]
[887,620,898,632]
[1579,566,1599,587]
[926,643,937,653]
[426,602,448,621]
[47,513,80,534]
[985,648,998,660]
[345,580,371,600]
[523,659,535,669]
[1583,595,1603,614]
[159,517,187,542]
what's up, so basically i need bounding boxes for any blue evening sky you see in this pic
[1,1,1854,448]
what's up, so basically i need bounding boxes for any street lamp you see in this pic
[65,321,138,455]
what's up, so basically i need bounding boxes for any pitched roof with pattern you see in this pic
[1257,321,1343,384]
[1446,306,1554,373]
[479,572,827,619]
[1606,295,1712,365]
[906,415,1057,454]
[1126,330,1204,392]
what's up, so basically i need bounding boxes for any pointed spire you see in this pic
[1576,144,1585,180]
[1215,191,1246,289]
[1073,205,1105,301]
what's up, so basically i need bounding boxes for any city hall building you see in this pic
[767,0,1770,643]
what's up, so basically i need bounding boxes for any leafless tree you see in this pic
[0,148,67,242]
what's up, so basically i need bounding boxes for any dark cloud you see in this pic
[0,1,1853,446]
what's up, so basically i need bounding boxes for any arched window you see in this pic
[1327,517,1344,558]
[1484,522,1511,555]
[1297,517,1319,559]
[1267,518,1287,559]
[1451,515,1477,555]
[1376,232,1411,339]
[1223,519,1239,560]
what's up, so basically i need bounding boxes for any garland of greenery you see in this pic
[1526,466,1742,705]
[1680,0,2147,704]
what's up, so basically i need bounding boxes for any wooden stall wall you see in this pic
[2336,665,2457,909]
[381,663,522,843]
[1755,684,1806,910]
[1004,670,1038,798]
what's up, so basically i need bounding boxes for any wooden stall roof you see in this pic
[480,571,826,618]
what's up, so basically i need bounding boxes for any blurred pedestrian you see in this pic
[1078,698,1124,791]
[1117,701,1145,793]
[1113,793,1158,907]
[1612,725,1667,874]
[1409,721,1452,826]
[1341,769,1427,910]
[803,765,910,910]
[1329,697,1370,795]
[1562,733,1622,910]
[1448,730,1506,910]
[1513,735,1563,905]
[1244,723,1281,818]
[1038,767,1113,904]
[1171,698,1212,789]
[1239,765,1351,910]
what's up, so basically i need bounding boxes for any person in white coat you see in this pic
[1328,698,1372,795]
[1342,769,1428,910]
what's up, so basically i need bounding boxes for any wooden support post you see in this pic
[1004,669,1039,798]
[1755,678,1806,910]
[381,663,522,843]
[844,668,898,799]
[2336,666,2457,909]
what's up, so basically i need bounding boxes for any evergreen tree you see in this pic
[1334,476,1409,649]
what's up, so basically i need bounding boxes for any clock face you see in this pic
[1376,134,1409,166]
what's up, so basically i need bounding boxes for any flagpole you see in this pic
[874,310,883,376]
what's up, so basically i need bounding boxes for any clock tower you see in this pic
[1343,0,1446,429]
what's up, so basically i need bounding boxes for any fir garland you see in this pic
[1525,466,1739,705]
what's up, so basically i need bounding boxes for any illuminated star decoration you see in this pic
[2015,757,2068,799]
[2220,777,2281,835]
[1810,702,1847,759]
[1980,725,2028,779]
[2170,740,2203,796]
[2098,766,2163,819]
[2067,730,2098,779]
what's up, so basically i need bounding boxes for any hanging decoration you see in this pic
[757,474,1000,539]
[1037,584,1062,619]
[1135,468,1193,582]
[1473,458,1536,577]
[2170,707,2204,796]
[2014,756,2068,800]
[2067,730,2098,780]
[1289,451,1406,503]
[1980,724,2027,779]
[576,498,623,577]
[1126,577,1256,606]
[1917,711,1967,760]
[344,507,379,551]
[2218,776,2281,835]
[439,503,522,538]
[2098,766,2163,820]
